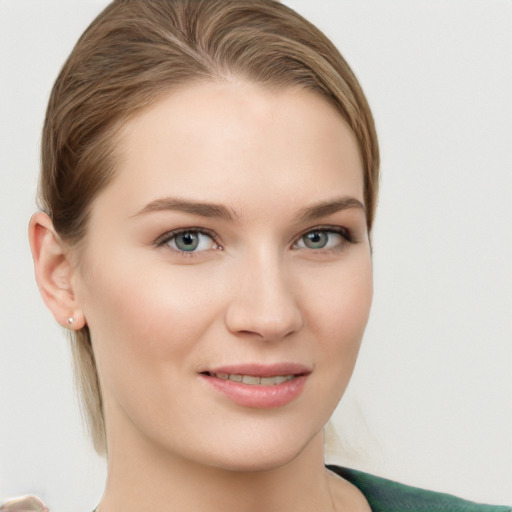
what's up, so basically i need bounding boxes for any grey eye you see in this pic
[302,231,329,249]
[174,232,200,251]
[294,229,346,251]
[168,231,216,252]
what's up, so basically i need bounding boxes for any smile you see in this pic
[200,364,310,408]
[207,372,296,386]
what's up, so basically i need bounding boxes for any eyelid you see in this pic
[291,225,356,249]
[152,224,356,253]
[153,227,221,251]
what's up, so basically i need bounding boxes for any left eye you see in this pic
[165,231,217,252]
[294,230,345,250]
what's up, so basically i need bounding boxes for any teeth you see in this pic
[242,375,261,385]
[273,375,292,384]
[211,373,295,386]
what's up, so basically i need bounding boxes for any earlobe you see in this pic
[28,212,86,330]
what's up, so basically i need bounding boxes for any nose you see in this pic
[224,252,304,341]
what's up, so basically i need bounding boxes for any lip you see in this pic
[199,363,311,409]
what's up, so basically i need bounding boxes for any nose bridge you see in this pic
[225,245,303,340]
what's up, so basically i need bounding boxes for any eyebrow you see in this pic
[133,195,365,222]
[297,196,366,222]
[133,197,238,221]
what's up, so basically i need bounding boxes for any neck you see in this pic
[98,429,334,512]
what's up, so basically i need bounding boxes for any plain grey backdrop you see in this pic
[1,1,511,511]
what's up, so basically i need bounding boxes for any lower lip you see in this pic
[200,374,308,408]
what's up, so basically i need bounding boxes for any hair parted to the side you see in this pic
[39,0,379,455]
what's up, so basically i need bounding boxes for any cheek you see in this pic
[77,253,223,389]
[305,251,373,367]
[290,250,373,428]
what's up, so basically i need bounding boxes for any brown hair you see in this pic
[39,0,379,455]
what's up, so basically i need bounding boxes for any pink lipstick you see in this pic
[199,363,310,408]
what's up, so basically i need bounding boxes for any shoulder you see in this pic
[327,465,512,512]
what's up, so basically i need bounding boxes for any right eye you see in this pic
[159,230,219,253]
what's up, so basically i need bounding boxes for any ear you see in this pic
[28,212,86,330]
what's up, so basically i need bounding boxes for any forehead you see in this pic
[99,80,364,217]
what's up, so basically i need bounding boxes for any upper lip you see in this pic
[201,363,312,378]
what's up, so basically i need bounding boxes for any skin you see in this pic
[30,80,373,511]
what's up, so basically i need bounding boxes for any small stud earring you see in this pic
[67,317,75,326]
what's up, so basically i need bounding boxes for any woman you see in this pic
[18,0,510,510]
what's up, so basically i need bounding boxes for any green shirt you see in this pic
[328,465,511,512]
[91,466,511,511]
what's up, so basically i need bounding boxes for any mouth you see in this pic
[199,364,311,408]
[202,372,296,386]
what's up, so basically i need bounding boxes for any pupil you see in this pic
[305,232,327,248]
[182,234,194,245]
[177,232,198,251]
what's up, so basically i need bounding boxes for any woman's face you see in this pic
[74,81,373,471]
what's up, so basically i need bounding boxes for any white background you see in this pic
[0,1,510,511]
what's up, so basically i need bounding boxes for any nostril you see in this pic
[224,280,304,340]
[239,329,264,337]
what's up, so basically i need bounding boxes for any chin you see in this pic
[195,426,324,474]
[204,450,303,474]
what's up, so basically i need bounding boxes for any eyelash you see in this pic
[154,227,221,258]
[154,225,356,256]
[292,225,356,252]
